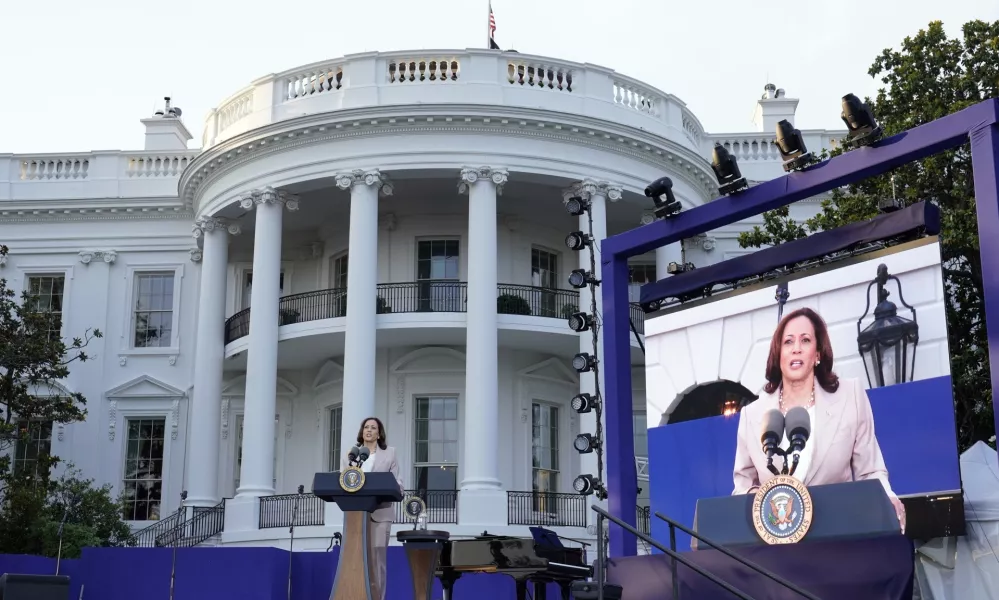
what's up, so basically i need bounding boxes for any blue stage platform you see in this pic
[0,546,569,600]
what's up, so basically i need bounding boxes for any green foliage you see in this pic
[0,463,136,558]
[737,20,999,450]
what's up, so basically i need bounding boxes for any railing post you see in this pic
[596,512,606,600]
[669,523,679,600]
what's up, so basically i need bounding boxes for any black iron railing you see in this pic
[630,302,645,335]
[223,283,584,343]
[154,501,226,547]
[259,493,326,529]
[132,506,187,547]
[637,505,651,535]
[507,491,587,528]
[393,489,459,524]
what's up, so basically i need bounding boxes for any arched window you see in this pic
[660,380,758,425]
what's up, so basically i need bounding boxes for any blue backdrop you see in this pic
[648,376,962,549]
[0,546,569,600]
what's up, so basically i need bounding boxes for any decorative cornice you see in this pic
[180,108,719,212]
[192,216,241,239]
[458,167,508,195]
[334,169,394,196]
[238,186,300,211]
[79,249,117,265]
[0,206,192,224]
[190,248,203,262]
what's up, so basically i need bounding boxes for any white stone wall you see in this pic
[644,240,950,424]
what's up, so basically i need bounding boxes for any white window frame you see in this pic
[232,262,295,312]
[411,395,461,490]
[12,419,54,476]
[15,265,74,340]
[414,237,461,281]
[628,262,656,303]
[329,253,349,290]
[115,406,175,525]
[326,404,344,471]
[232,412,281,494]
[530,400,561,495]
[120,264,184,355]
[530,246,561,289]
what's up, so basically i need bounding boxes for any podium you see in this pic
[397,529,450,600]
[313,470,403,600]
[692,479,900,549]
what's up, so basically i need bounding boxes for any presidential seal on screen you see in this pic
[403,496,427,522]
[339,466,365,493]
[752,475,813,545]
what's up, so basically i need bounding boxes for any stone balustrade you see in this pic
[201,49,706,154]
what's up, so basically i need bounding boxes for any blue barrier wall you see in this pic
[0,546,569,599]
[648,376,962,550]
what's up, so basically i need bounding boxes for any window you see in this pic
[13,420,53,476]
[328,406,343,470]
[234,414,279,493]
[329,255,348,318]
[629,264,656,303]
[121,418,165,521]
[413,396,458,493]
[242,272,286,310]
[532,402,560,510]
[27,275,65,341]
[416,240,461,312]
[132,273,175,348]
[633,411,650,504]
[531,248,559,289]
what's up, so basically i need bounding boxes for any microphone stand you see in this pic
[55,505,69,575]
[170,490,187,600]
[288,485,304,600]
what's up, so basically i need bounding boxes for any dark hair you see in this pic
[764,307,839,395]
[356,417,388,450]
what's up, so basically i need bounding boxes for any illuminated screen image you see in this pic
[643,237,961,547]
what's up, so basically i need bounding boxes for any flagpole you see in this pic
[487,0,492,49]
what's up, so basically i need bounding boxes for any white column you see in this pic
[235,187,299,498]
[185,217,240,508]
[458,166,508,526]
[565,179,618,528]
[336,169,392,457]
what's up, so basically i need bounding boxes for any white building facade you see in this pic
[0,50,841,549]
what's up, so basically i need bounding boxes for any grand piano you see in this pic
[435,527,593,600]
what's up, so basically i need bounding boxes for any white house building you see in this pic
[0,49,842,549]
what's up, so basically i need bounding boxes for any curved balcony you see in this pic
[223,282,645,344]
[201,50,705,154]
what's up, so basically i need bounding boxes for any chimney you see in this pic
[752,84,799,133]
[140,97,193,151]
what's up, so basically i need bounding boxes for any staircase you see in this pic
[133,500,225,548]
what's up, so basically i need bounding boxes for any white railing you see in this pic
[706,131,842,163]
[199,49,705,154]
[0,150,201,202]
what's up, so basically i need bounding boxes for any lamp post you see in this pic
[856,264,919,388]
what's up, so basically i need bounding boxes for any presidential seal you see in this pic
[751,475,813,545]
[403,496,427,522]
[339,465,365,493]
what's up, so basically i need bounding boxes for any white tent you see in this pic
[916,441,999,599]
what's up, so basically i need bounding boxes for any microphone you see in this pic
[347,446,360,466]
[357,446,370,465]
[760,409,785,476]
[784,407,811,477]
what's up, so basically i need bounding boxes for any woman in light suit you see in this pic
[341,417,403,600]
[732,307,906,531]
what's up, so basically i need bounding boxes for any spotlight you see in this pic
[666,261,695,275]
[565,231,591,251]
[878,197,903,213]
[572,474,607,498]
[574,433,600,454]
[568,312,594,332]
[564,196,589,216]
[644,176,681,219]
[570,393,599,413]
[775,120,816,172]
[572,352,597,373]
[841,93,883,149]
[711,145,748,195]
[568,268,598,289]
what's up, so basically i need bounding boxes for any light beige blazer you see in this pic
[732,377,892,495]
[341,445,405,522]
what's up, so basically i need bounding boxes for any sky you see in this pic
[1,0,995,154]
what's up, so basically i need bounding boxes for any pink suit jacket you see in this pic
[732,377,893,495]
[341,445,405,522]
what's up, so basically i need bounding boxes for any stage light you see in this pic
[711,144,749,195]
[572,474,607,498]
[574,433,600,454]
[565,231,591,251]
[564,195,590,216]
[775,119,816,172]
[570,393,599,413]
[666,261,695,275]
[568,268,598,289]
[644,176,681,219]
[841,93,883,149]
[568,312,594,332]
[572,352,597,373]
[857,264,919,388]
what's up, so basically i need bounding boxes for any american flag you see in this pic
[488,2,499,49]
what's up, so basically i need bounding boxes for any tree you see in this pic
[737,20,999,450]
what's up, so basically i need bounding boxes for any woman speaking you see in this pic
[341,417,403,600]
[732,307,906,531]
